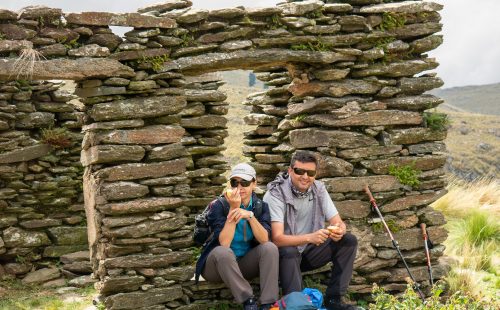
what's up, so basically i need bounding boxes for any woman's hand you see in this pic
[227,208,252,223]
[224,187,241,209]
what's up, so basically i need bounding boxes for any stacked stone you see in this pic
[0,79,90,285]
[0,0,451,307]
[237,0,448,296]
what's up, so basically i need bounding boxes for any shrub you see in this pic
[388,163,421,187]
[369,284,498,309]
[377,12,406,31]
[41,127,72,149]
[423,111,450,131]
[137,54,170,73]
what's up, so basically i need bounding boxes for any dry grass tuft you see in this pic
[11,47,45,80]
[432,177,500,218]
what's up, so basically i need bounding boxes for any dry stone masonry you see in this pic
[0,0,449,308]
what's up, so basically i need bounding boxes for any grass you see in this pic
[11,47,46,80]
[0,278,96,310]
[388,163,421,187]
[423,111,450,131]
[431,178,499,303]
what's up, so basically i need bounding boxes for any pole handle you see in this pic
[420,223,428,239]
[364,185,375,202]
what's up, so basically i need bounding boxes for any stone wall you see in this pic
[0,0,449,308]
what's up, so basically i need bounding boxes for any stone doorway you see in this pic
[0,1,449,309]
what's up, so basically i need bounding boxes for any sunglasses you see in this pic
[292,167,317,177]
[230,179,253,187]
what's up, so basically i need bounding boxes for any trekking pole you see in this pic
[364,185,425,301]
[420,223,434,286]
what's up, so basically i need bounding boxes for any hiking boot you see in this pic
[324,298,359,310]
[243,297,258,310]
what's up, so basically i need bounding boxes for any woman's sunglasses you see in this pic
[292,167,317,177]
[230,179,253,187]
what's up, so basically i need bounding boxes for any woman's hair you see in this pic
[290,150,318,167]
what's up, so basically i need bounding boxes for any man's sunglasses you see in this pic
[230,179,253,187]
[292,167,317,177]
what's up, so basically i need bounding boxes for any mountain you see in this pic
[430,82,500,115]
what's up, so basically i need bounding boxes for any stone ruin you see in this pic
[0,0,450,309]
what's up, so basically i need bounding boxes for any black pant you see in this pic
[278,233,357,297]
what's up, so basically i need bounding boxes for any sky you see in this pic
[2,0,499,89]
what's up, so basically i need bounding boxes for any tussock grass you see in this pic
[432,177,500,218]
[431,178,499,302]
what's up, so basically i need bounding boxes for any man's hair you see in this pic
[290,151,318,167]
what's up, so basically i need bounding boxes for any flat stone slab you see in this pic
[95,158,187,181]
[163,49,357,75]
[289,128,378,149]
[0,58,134,81]
[0,144,52,164]
[89,95,186,121]
[65,12,177,28]
[360,1,443,13]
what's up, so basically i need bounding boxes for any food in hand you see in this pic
[327,225,341,234]
[225,181,235,197]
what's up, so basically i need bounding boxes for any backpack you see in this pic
[276,292,317,310]
[193,195,263,246]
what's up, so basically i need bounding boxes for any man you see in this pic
[264,151,358,310]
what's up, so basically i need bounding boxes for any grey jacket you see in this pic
[266,172,328,250]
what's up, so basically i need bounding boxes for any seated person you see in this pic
[264,151,359,310]
[195,163,279,310]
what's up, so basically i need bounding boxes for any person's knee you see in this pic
[260,241,279,257]
[343,233,358,248]
[279,246,300,259]
[211,246,236,262]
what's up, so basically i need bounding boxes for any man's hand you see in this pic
[308,229,331,246]
[328,224,345,242]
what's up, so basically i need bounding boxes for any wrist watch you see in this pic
[249,211,254,219]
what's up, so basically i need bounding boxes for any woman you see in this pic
[195,163,279,310]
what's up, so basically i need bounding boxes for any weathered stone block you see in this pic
[65,12,177,28]
[335,200,371,219]
[98,275,146,294]
[89,96,186,121]
[104,286,184,309]
[361,155,447,174]
[0,144,52,164]
[289,128,377,149]
[388,127,447,145]
[3,227,50,247]
[104,217,187,238]
[372,226,447,251]
[96,125,185,145]
[323,175,401,193]
[101,182,149,201]
[289,79,381,97]
[48,227,88,245]
[22,268,60,284]
[103,253,191,268]
[337,145,402,160]
[98,197,185,215]
[304,110,422,127]
[95,158,187,181]
[81,145,145,166]
[382,191,445,213]
[181,115,227,129]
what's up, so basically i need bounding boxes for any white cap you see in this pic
[229,163,256,181]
